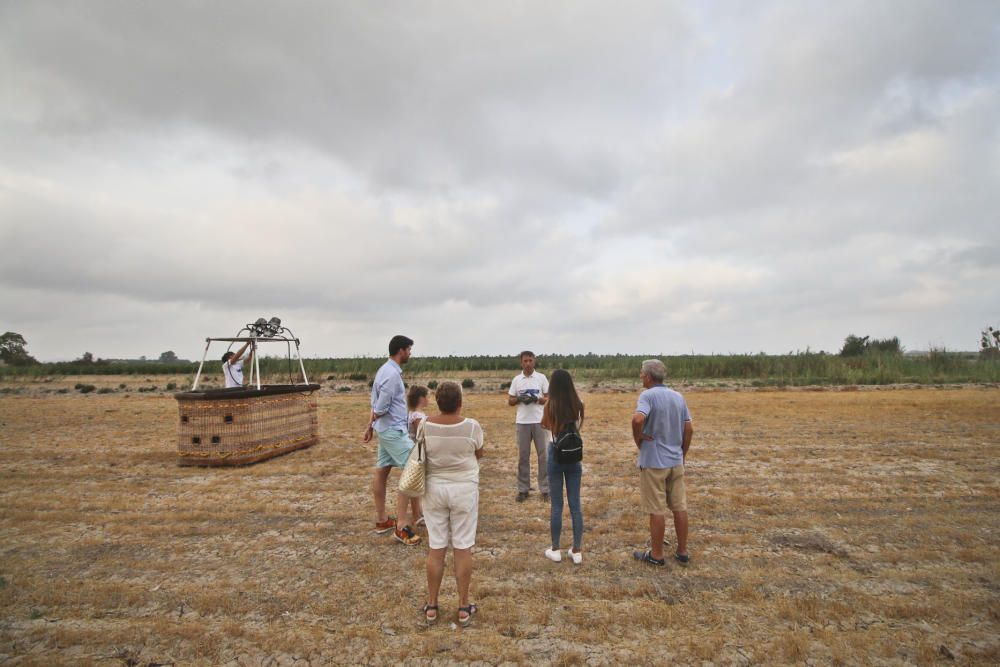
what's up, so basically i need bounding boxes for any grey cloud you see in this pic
[950,245,1000,270]
[1,1,997,359]
[0,181,593,316]
[0,1,694,199]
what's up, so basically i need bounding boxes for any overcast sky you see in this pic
[1,1,998,361]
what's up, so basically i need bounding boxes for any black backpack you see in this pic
[554,421,583,464]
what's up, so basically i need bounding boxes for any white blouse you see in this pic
[422,418,485,484]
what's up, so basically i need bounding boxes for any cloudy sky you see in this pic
[1,1,997,361]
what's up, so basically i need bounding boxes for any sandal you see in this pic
[422,603,438,624]
[632,549,666,566]
[457,603,477,627]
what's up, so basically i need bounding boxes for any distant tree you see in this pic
[839,335,869,357]
[159,350,179,363]
[840,334,902,357]
[78,352,94,364]
[0,331,38,366]
[868,337,903,355]
[981,325,999,358]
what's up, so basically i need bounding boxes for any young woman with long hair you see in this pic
[541,369,585,564]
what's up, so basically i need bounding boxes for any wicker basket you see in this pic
[175,384,320,466]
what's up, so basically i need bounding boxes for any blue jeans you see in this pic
[547,444,583,551]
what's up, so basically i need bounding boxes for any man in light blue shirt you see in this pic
[363,334,421,546]
[630,359,693,567]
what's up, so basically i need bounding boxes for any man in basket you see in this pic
[222,341,254,388]
[364,335,422,546]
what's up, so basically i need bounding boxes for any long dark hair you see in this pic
[544,369,584,431]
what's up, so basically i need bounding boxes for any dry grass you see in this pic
[0,383,998,665]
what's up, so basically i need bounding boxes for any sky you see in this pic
[1,1,998,361]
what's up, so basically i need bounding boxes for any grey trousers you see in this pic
[516,423,551,493]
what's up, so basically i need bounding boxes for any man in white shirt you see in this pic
[221,341,254,388]
[507,350,550,502]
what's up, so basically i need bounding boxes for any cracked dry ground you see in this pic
[1,386,998,666]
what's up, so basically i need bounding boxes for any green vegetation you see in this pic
[839,334,903,356]
[1,350,996,386]
[462,378,476,388]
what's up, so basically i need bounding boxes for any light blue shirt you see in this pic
[636,384,691,469]
[371,359,408,433]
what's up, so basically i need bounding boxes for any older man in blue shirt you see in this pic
[630,359,693,566]
[363,334,421,546]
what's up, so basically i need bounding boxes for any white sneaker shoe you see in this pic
[568,550,583,565]
[544,548,562,562]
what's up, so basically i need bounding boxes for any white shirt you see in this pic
[223,359,244,388]
[424,418,485,484]
[508,371,549,424]
[408,411,427,439]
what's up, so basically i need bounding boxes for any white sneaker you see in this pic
[544,548,562,562]
[568,550,582,565]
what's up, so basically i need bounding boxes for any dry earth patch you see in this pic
[0,385,998,665]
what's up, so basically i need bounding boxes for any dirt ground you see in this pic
[0,382,998,666]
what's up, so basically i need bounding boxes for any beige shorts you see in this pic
[423,480,479,550]
[640,465,687,514]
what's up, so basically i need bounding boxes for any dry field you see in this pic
[1,382,998,666]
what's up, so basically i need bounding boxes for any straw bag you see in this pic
[399,417,426,497]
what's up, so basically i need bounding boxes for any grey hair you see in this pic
[641,359,667,383]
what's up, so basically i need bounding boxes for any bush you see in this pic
[499,381,510,390]
[841,334,902,356]
[839,335,869,357]
[56,388,69,394]
[118,383,127,389]
[97,387,115,394]
[76,384,96,394]
[166,382,177,391]
[337,386,352,392]
[349,373,368,382]
[928,347,965,374]
[868,337,902,354]
[427,380,439,389]
[462,378,475,389]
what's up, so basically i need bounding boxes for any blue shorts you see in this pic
[376,429,413,469]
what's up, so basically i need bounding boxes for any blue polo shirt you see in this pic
[636,384,691,469]
[371,359,407,433]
